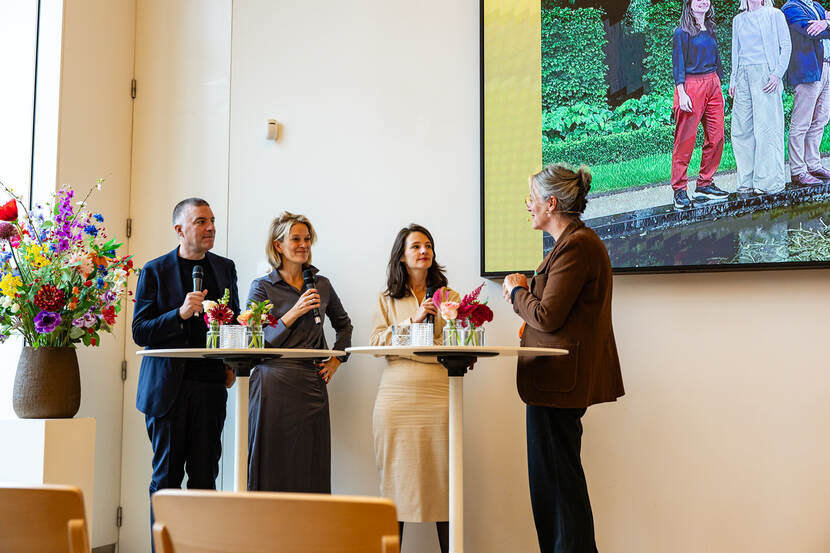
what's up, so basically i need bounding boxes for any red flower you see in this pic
[0,200,18,221]
[266,314,280,327]
[34,285,66,311]
[90,338,97,346]
[83,280,93,287]
[467,303,494,328]
[101,305,116,325]
[205,303,233,325]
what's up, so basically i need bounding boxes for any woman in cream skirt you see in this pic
[370,223,458,553]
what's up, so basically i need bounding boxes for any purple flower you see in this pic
[72,310,98,328]
[102,289,117,304]
[34,311,62,334]
[72,311,97,328]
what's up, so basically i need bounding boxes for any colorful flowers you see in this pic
[0,178,133,348]
[34,311,62,334]
[203,289,234,348]
[0,274,22,297]
[433,283,494,346]
[439,300,460,321]
[34,285,66,312]
[0,199,18,221]
[0,222,18,241]
[204,289,234,326]
[26,244,51,268]
[238,299,279,348]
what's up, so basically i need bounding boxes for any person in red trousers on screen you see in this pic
[671,0,730,210]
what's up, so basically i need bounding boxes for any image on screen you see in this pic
[482,0,830,274]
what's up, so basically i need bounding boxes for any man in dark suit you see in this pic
[132,198,239,545]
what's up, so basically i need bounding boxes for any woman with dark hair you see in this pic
[503,164,624,553]
[671,0,729,210]
[369,224,459,553]
[246,211,352,493]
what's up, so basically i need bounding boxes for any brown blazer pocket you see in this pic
[520,340,579,393]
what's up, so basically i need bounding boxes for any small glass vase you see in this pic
[464,324,485,346]
[443,320,462,346]
[248,324,265,349]
[206,322,220,349]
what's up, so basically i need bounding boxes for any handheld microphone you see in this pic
[302,268,322,325]
[425,286,435,324]
[192,265,204,292]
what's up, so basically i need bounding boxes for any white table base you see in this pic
[449,375,464,553]
[234,376,250,492]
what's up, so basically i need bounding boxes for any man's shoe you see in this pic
[809,166,830,180]
[673,189,694,210]
[791,172,822,186]
[694,184,729,202]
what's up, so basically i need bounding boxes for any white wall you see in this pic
[124,0,830,552]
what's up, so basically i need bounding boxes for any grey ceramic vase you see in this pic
[13,346,81,418]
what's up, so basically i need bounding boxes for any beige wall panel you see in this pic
[56,0,135,547]
[120,1,231,552]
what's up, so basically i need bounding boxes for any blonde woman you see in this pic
[370,224,459,553]
[729,0,791,194]
[246,212,352,492]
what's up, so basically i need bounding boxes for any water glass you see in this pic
[391,325,410,346]
[220,325,248,349]
[410,322,434,346]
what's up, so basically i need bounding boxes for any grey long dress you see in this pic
[246,266,352,492]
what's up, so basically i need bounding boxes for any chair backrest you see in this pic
[0,484,90,553]
[152,490,399,553]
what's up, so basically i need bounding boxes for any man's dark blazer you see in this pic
[512,219,624,408]
[133,247,240,418]
[782,0,830,86]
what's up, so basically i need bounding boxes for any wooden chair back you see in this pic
[0,484,90,553]
[152,490,399,553]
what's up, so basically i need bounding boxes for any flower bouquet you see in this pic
[202,288,233,348]
[237,299,280,348]
[0,179,133,348]
[0,178,133,418]
[433,283,494,346]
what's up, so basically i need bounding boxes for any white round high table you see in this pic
[136,348,345,491]
[346,345,567,553]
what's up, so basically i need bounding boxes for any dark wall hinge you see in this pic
[130,79,137,99]
[126,218,132,238]
[120,360,127,382]
[116,505,123,528]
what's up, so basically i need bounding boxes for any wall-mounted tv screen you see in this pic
[482,0,830,275]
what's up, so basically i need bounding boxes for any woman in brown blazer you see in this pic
[503,163,624,553]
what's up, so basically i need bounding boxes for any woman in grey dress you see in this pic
[246,211,352,492]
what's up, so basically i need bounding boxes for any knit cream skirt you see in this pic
[372,358,449,522]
